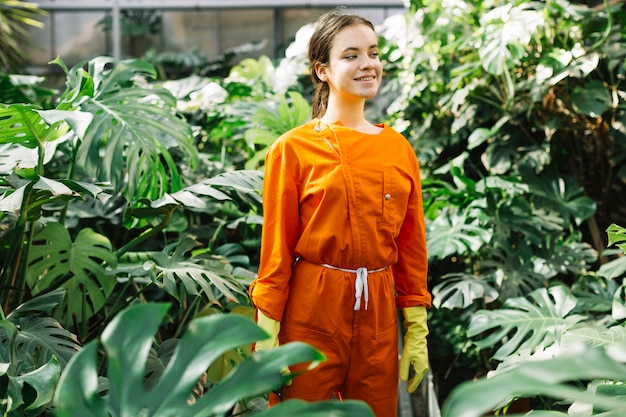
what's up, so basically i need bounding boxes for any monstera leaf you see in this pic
[26,223,117,324]
[0,104,69,149]
[54,302,373,417]
[145,238,247,305]
[10,316,78,370]
[477,3,543,76]
[441,344,626,417]
[0,105,92,175]
[0,290,73,416]
[523,171,597,226]
[468,285,587,360]
[73,57,198,202]
[432,272,499,309]
[2,289,79,368]
[0,356,61,416]
[427,211,492,260]
[153,169,264,211]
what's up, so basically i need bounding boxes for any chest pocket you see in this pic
[380,167,411,234]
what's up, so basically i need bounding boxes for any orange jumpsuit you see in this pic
[249,118,431,417]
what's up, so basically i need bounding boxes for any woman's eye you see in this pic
[344,55,357,59]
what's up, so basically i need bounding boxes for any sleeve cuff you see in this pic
[249,282,289,321]
[396,293,432,310]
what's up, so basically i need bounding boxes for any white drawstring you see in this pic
[355,267,368,310]
[319,263,386,310]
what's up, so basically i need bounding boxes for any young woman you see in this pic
[249,8,431,417]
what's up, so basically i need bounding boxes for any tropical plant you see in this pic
[440,223,626,416]
[0,55,266,415]
[54,302,374,417]
[0,288,75,416]
[442,344,626,417]
[0,0,45,73]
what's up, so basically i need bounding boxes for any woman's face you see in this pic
[315,23,383,102]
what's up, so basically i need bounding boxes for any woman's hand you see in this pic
[399,306,429,393]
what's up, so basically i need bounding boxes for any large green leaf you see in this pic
[53,342,105,417]
[468,285,586,360]
[156,343,324,417]
[146,238,248,305]
[74,57,197,201]
[26,222,117,324]
[607,223,626,252]
[7,287,66,318]
[199,169,264,205]
[523,171,597,226]
[54,302,365,417]
[477,3,543,76]
[11,316,79,370]
[432,273,499,309]
[0,175,109,216]
[152,169,264,211]
[0,356,60,416]
[102,303,169,417]
[441,344,626,417]
[571,79,613,118]
[0,104,69,149]
[427,211,492,260]
[11,356,60,412]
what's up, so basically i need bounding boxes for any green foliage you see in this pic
[468,285,586,361]
[65,56,198,202]
[0,54,269,415]
[26,223,117,324]
[142,238,247,305]
[0,74,56,107]
[0,1,45,73]
[54,302,373,417]
[0,289,77,416]
[244,90,311,169]
[441,224,626,414]
[442,344,626,417]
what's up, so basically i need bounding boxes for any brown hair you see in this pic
[308,8,376,119]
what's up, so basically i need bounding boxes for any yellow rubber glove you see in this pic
[255,309,280,351]
[255,309,291,388]
[399,306,429,394]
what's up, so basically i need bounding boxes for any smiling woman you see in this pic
[249,7,431,417]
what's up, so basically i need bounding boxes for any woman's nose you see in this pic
[359,56,375,69]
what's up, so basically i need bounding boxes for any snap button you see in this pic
[385,193,391,200]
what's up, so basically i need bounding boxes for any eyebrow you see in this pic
[341,44,379,53]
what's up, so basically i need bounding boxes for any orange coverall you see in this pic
[249,118,431,417]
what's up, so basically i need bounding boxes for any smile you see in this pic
[355,76,376,81]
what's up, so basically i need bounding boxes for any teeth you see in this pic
[357,77,374,81]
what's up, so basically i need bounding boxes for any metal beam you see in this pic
[33,0,405,11]
[112,0,120,60]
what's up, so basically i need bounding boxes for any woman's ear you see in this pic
[314,62,328,82]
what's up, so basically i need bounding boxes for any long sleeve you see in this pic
[393,160,431,308]
[249,139,300,321]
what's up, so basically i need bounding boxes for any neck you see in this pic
[320,96,367,130]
